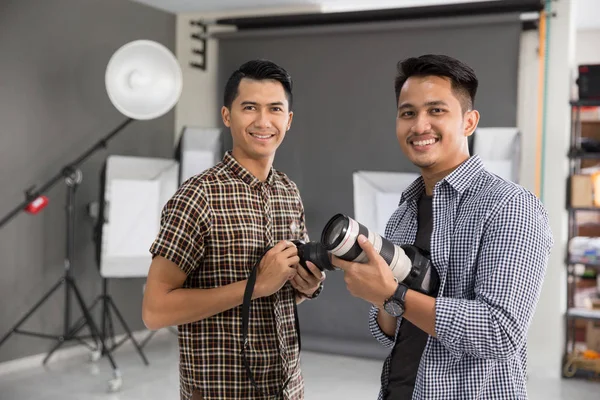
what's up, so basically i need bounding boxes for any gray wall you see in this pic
[218,14,522,359]
[0,1,175,363]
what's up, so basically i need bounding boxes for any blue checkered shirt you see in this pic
[369,155,553,399]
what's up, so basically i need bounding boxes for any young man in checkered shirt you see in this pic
[142,60,325,400]
[334,55,553,399]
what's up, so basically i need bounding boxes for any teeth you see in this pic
[251,134,272,139]
[413,139,437,146]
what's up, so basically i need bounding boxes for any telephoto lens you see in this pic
[321,214,411,282]
[320,214,440,296]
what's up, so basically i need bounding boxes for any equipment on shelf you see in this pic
[577,64,600,101]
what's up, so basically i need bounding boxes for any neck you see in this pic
[421,156,469,195]
[231,148,273,182]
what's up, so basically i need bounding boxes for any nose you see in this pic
[254,109,272,129]
[410,113,432,134]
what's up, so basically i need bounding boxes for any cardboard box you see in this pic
[571,175,594,208]
[587,299,600,352]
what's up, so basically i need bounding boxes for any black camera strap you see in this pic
[241,254,302,399]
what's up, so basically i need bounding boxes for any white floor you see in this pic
[0,331,598,400]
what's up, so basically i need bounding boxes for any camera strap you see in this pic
[241,254,302,399]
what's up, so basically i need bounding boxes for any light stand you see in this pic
[0,39,182,393]
[0,118,134,390]
[67,278,149,367]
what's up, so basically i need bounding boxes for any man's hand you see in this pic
[290,261,325,298]
[333,234,397,307]
[255,241,299,299]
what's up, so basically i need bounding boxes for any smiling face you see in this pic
[396,75,479,175]
[222,78,293,162]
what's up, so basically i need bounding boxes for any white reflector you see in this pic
[473,127,520,182]
[353,171,419,236]
[99,155,179,278]
[105,40,183,120]
[177,126,222,184]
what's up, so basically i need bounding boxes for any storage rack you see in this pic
[563,99,600,379]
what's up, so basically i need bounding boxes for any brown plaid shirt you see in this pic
[149,151,309,400]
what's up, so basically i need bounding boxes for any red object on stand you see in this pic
[24,196,49,214]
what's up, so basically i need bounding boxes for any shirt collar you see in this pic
[443,155,485,194]
[223,151,276,188]
[400,155,485,203]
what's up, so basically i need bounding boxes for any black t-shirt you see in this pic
[384,194,432,400]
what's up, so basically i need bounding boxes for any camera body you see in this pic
[292,240,335,272]
[397,244,439,296]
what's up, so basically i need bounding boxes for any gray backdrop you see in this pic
[217,14,522,359]
[0,0,174,363]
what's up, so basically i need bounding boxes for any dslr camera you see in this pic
[293,214,439,296]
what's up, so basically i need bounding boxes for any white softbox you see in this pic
[98,155,179,278]
[353,171,420,236]
[472,127,521,183]
[177,126,222,184]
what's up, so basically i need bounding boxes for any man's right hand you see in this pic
[254,240,299,299]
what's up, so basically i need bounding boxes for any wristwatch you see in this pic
[383,282,408,317]
[299,282,324,300]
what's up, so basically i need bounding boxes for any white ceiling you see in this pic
[129,0,494,14]
[129,0,600,30]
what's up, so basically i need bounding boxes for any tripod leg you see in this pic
[108,297,149,366]
[0,278,64,347]
[140,330,158,349]
[42,295,105,365]
[69,281,115,368]
[68,279,121,388]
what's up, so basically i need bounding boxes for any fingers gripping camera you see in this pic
[321,214,440,296]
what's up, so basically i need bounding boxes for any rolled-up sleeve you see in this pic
[149,182,212,276]
[435,192,553,361]
[369,305,402,348]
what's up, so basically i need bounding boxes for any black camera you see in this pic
[291,240,335,272]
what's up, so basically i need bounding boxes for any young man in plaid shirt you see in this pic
[142,60,325,400]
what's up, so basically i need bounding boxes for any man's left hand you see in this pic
[291,261,325,298]
[333,234,398,307]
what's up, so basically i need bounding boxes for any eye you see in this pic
[243,105,256,111]
[399,111,415,118]
[430,108,445,115]
[271,107,283,112]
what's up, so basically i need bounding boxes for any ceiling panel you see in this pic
[128,0,600,30]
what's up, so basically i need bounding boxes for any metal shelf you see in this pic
[568,207,600,212]
[566,308,600,321]
[571,99,600,107]
[568,148,600,159]
[568,260,600,269]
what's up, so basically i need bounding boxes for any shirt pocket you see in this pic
[271,196,305,243]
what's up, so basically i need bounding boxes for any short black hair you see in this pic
[394,54,478,112]
[223,59,293,110]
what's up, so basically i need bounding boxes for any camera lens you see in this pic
[320,214,411,282]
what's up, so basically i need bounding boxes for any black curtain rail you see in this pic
[215,0,543,30]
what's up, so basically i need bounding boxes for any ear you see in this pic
[221,106,231,128]
[286,111,294,131]
[463,109,480,137]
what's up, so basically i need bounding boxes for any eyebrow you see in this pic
[240,101,285,107]
[398,100,449,110]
